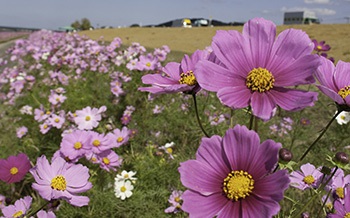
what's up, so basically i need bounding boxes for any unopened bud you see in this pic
[279,148,293,162]
[335,152,349,164]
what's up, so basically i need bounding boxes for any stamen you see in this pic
[246,67,275,92]
[338,85,350,99]
[179,70,197,86]
[223,170,254,201]
[51,175,67,191]
[303,175,315,185]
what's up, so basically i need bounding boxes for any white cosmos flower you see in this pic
[115,170,137,182]
[336,111,350,125]
[114,180,134,200]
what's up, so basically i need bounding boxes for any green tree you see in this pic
[80,18,92,30]
[71,20,80,30]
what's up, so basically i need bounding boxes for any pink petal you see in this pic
[217,86,251,109]
[250,92,275,120]
[269,88,317,111]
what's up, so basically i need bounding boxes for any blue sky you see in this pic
[0,0,349,30]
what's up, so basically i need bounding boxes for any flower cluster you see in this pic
[114,170,137,200]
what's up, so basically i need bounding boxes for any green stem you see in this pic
[316,188,332,217]
[192,94,209,137]
[27,200,50,217]
[248,113,254,130]
[230,109,234,128]
[299,109,342,162]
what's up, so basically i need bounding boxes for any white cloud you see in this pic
[304,0,331,4]
[281,6,336,15]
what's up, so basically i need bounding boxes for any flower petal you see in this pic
[217,86,251,109]
[269,88,318,111]
[335,60,350,90]
[181,190,229,217]
[179,160,223,195]
[250,92,275,120]
[242,17,276,67]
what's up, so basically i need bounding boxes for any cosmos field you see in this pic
[1,18,350,217]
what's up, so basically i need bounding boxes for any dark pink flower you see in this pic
[312,39,331,52]
[196,17,320,120]
[0,153,31,184]
[178,125,290,217]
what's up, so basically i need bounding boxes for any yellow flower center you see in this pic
[10,167,18,175]
[317,45,323,50]
[117,137,124,143]
[146,62,151,67]
[223,170,254,201]
[179,70,197,86]
[338,85,350,99]
[91,157,97,162]
[120,186,127,192]
[124,174,129,179]
[54,118,60,123]
[345,213,350,218]
[303,175,315,185]
[102,157,110,165]
[51,175,67,191]
[46,111,51,115]
[336,187,344,199]
[13,210,23,218]
[175,196,181,202]
[246,67,275,93]
[85,116,91,121]
[74,142,82,150]
[166,147,173,154]
[93,139,101,147]
[43,124,48,129]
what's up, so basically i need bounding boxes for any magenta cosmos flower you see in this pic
[0,153,31,184]
[329,188,350,218]
[315,56,350,109]
[196,17,320,120]
[138,49,208,95]
[178,125,290,217]
[30,155,92,207]
[1,196,32,218]
[312,39,331,52]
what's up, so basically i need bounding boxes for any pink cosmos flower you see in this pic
[60,130,92,161]
[178,125,290,217]
[48,92,67,106]
[97,150,122,172]
[312,39,331,52]
[138,49,208,95]
[329,188,350,218]
[289,163,323,190]
[30,155,92,207]
[49,114,65,129]
[0,153,31,184]
[16,126,28,138]
[326,168,350,202]
[314,56,350,109]
[87,131,113,154]
[136,54,159,71]
[196,17,320,120]
[110,126,130,148]
[40,122,51,134]
[1,196,32,218]
[74,106,107,130]
[37,210,56,218]
[0,194,6,209]
[165,190,183,213]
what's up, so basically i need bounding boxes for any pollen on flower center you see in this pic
[146,62,151,67]
[338,85,350,99]
[120,186,127,192]
[93,140,101,147]
[317,45,322,50]
[12,210,23,218]
[10,167,19,175]
[345,212,350,218]
[51,175,67,191]
[336,187,344,199]
[102,157,110,165]
[54,118,60,123]
[246,67,275,92]
[117,137,124,143]
[223,170,254,201]
[85,116,91,121]
[179,70,197,86]
[74,142,82,150]
[303,175,315,185]
[166,147,173,154]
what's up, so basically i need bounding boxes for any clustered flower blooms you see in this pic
[114,170,137,200]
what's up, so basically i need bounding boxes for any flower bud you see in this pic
[279,148,293,162]
[335,152,349,164]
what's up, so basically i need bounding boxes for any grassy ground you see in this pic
[81,24,350,62]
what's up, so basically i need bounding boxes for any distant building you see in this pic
[150,18,244,27]
[283,11,320,25]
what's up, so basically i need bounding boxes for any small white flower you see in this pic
[159,142,175,159]
[336,111,350,125]
[114,180,134,200]
[19,105,33,115]
[116,170,137,182]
